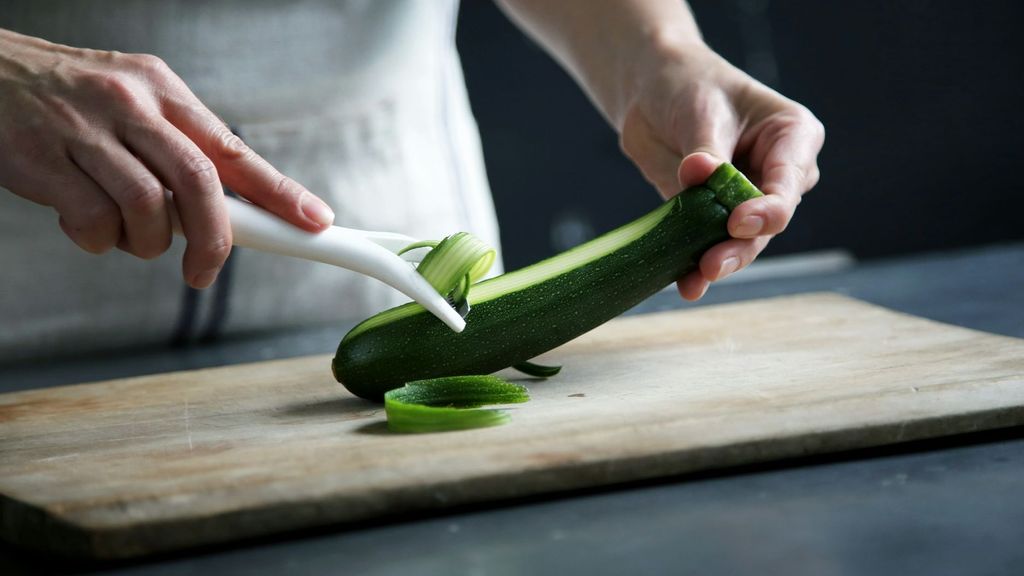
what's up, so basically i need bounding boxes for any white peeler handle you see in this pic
[170,195,466,333]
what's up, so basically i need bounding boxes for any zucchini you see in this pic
[384,376,530,433]
[333,163,763,401]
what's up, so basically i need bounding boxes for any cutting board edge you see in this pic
[0,490,96,559]
[7,402,1023,560]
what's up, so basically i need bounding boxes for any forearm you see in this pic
[495,0,704,129]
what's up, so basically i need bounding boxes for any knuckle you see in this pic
[132,234,172,260]
[806,166,821,189]
[119,177,165,214]
[213,128,251,160]
[272,175,302,203]
[81,201,121,229]
[197,234,232,263]
[83,72,138,107]
[790,104,815,123]
[794,106,826,140]
[812,117,826,140]
[178,155,219,189]
[131,53,171,77]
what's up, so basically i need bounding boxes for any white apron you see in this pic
[0,0,501,362]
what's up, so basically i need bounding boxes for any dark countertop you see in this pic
[2,242,1022,575]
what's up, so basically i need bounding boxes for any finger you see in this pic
[698,235,772,282]
[731,114,824,238]
[674,104,738,189]
[48,169,123,254]
[677,152,723,188]
[123,119,229,288]
[69,137,171,259]
[756,113,825,198]
[164,99,334,230]
[728,193,795,239]
[676,271,709,301]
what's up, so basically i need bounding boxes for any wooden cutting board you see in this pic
[1,293,1022,559]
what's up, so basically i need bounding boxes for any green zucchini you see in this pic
[384,376,530,433]
[333,163,762,401]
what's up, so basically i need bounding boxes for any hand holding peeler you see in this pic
[170,195,467,333]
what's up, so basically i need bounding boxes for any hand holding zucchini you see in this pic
[333,162,763,402]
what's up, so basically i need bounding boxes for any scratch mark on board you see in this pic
[185,398,194,452]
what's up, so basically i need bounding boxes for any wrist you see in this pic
[645,20,709,62]
[0,29,70,80]
[616,26,715,131]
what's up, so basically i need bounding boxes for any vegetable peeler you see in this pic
[169,195,467,333]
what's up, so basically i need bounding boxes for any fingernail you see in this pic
[301,193,335,227]
[698,282,710,299]
[735,215,763,237]
[718,256,740,280]
[193,268,220,289]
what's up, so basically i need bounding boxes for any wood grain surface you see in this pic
[1,293,1021,558]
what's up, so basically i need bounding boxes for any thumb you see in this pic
[675,112,737,188]
[677,151,726,189]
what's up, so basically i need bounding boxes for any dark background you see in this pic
[457,0,1024,270]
